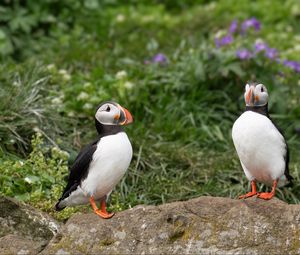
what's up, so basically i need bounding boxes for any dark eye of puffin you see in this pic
[261,87,264,92]
[106,105,110,112]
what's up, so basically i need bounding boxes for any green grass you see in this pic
[0,0,300,220]
[0,66,66,155]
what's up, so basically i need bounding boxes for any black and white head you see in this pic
[95,101,133,126]
[244,83,268,107]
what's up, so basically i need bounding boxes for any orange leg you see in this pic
[89,196,115,219]
[257,180,277,200]
[239,180,257,199]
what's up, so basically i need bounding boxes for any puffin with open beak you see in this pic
[55,101,133,218]
[232,83,293,200]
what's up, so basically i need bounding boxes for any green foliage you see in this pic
[0,134,84,220]
[1,134,62,198]
[0,0,104,59]
[0,134,66,199]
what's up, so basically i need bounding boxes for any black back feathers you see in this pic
[55,140,97,211]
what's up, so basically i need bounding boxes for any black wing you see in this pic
[283,142,293,185]
[55,139,98,210]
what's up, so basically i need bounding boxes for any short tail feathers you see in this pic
[55,200,66,211]
[55,182,80,211]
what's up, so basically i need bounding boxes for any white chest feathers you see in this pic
[232,111,287,185]
[81,132,133,199]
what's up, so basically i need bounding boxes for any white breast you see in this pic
[232,111,286,185]
[81,132,133,199]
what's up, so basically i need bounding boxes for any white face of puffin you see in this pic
[95,101,133,125]
[244,83,268,107]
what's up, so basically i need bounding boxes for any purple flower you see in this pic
[265,48,278,60]
[295,65,300,73]
[152,53,167,64]
[242,17,261,33]
[283,60,300,73]
[215,34,233,48]
[236,49,252,60]
[293,62,300,73]
[229,20,238,34]
[221,34,233,45]
[254,42,280,61]
[283,60,294,68]
[254,41,268,52]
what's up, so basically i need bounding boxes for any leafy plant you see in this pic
[0,134,62,197]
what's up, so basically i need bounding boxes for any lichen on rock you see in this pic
[42,196,300,254]
[0,196,61,254]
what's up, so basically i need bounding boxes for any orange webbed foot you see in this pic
[90,195,115,219]
[257,192,275,200]
[238,191,257,199]
[94,210,115,219]
[257,180,277,200]
[239,180,257,199]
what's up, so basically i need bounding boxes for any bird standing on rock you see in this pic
[232,83,293,200]
[55,101,133,218]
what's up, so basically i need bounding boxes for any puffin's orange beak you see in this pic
[118,106,133,125]
[245,86,255,106]
[122,107,133,125]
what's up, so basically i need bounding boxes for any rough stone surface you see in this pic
[0,234,41,255]
[0,196,61,254]
[42,196,300,254]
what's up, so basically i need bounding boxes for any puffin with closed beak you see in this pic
[232,83,293,200]
[55,101,133,218]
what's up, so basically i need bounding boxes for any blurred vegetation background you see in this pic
[0,0,300,220]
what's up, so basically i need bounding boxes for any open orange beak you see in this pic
[245,86,255,106]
